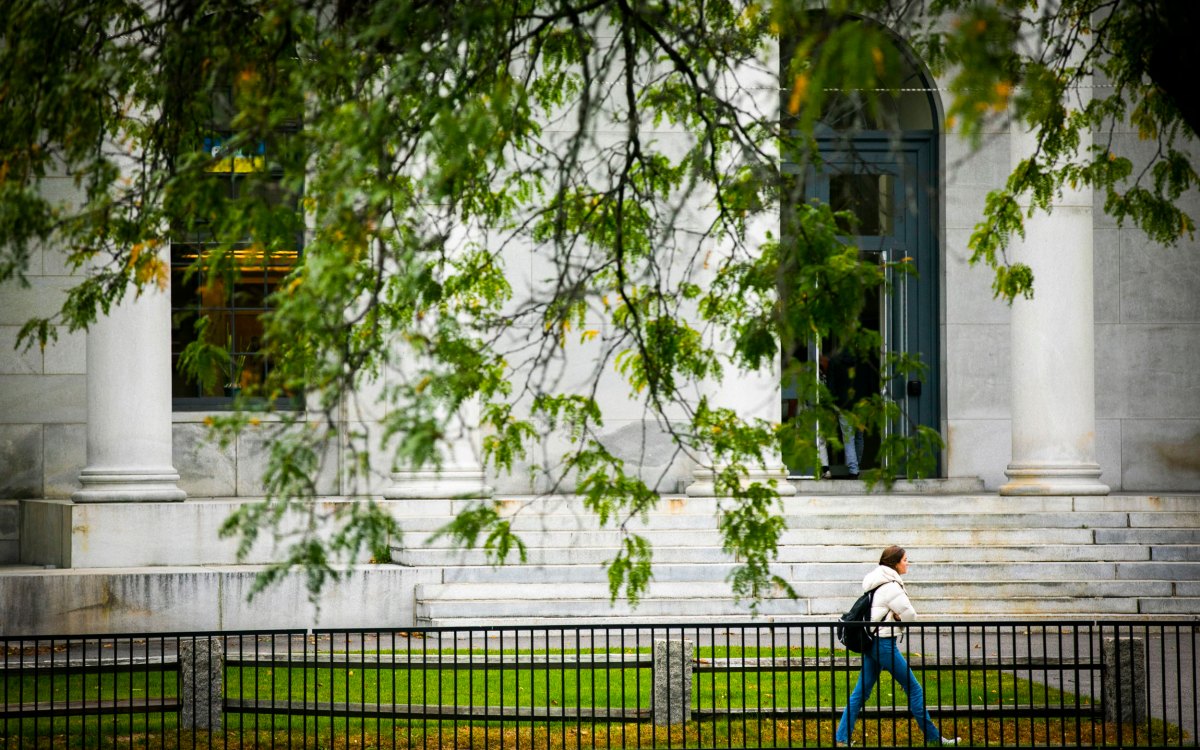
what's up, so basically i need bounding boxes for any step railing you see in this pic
[2,620,1194,748]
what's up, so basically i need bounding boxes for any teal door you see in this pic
[783,133,940,475]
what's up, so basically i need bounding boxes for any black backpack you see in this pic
[837,584,886,653]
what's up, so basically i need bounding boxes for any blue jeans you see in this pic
[838,414,865,475]
[836,637,943,744]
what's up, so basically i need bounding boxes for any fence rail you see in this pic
[1,620,1195,748]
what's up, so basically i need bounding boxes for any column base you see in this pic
[685,467,798,497]
[72,468,187,503]
[999,462,1109,496]
[383,468,494,499]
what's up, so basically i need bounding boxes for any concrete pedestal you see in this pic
[652,638,694,726]
[180,637,224,731]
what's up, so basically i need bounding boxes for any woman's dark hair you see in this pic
[879,546,906,570]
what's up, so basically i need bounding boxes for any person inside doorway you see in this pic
[826,347,875,479]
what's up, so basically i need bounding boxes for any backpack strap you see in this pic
[865,583,888,636]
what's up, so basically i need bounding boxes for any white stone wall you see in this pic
[1093,133,1200,491]
[940,124,1015,489]
[0,176,88,500]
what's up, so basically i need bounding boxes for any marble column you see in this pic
[1000,78,1108,496]
[74,254,186,502]
[686,362,797,497]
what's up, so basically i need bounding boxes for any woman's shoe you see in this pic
[940,738,960,746]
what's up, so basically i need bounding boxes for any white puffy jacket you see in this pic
[862,564,917,640]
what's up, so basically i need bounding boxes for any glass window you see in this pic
[171,132,301,405]
[830,172,894,236]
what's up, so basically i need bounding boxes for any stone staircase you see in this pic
[390,492,1200,626]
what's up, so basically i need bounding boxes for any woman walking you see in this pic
[835,546,959,746]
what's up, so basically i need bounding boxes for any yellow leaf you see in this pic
[154,259,168,291]
[788,74,808,115]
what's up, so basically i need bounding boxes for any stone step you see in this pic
[388,493,1199,520]
[786,477,988,494]
[416,579,1177,604]
[415,593,1152,624]
[1138,597,1200,614]
[1150,546,1200,561]
[417,611,1165,627]
[399,527,1111,552]
[417,597,1195,627]
[1171,581,1200,596]
[408,493,1197,627]
[399,542,1160,568]
[1072,496,1200,512]
[392,494,1064,518]
[429,559,1199,585]
[393,511,1200,534]
[1095,528,1200,544]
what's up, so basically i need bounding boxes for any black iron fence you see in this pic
[1,620,1195,748]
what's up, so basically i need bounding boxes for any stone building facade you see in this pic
[0,13,1198,629]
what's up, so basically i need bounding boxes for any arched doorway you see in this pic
[780,23,941,478]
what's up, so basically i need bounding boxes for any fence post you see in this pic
[1102,636,1146,724]
[653,638,693,726]
[180,636,224,731]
